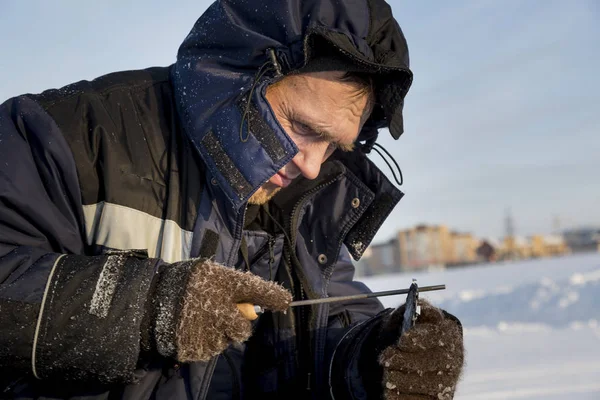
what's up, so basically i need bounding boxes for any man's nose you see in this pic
[291,143,329,180]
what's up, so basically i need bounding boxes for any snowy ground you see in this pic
[362,252,600,399]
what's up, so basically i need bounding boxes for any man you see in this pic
[0,0,464,398]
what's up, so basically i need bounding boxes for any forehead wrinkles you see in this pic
[300,75,370,120]
[323,88,372,137]
[313,97,369,145]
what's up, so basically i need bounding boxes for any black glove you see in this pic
[143,259,291,362]
[375,300,464,400]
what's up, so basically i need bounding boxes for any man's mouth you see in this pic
[270,171,294,188]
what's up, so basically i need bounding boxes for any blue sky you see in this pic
[1,1,598,242]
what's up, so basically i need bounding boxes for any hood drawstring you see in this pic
[239,49,283,143]
[372,142,403,186]
[361,139,404,186]
[239,62,273,143]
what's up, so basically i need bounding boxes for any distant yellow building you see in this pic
[397,225,452,271]
[449,232,479,264]
[396,225,478,270]
[361,225,575,274]
[500,235,570,260]
[530,235,570,258]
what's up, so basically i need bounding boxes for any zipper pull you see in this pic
[306,372,312,391]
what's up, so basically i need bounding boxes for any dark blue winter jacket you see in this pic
[0,0,412,398]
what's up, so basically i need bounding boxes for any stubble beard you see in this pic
[247,183,282,205]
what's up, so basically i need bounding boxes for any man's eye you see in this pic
[294,121,313,134]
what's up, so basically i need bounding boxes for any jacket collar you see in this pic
[271,150,403,261]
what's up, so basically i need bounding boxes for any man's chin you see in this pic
[247,186,282,205]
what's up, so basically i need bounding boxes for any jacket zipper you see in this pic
[227,205,248,267]
[245,236,275,269]
[268,235,275,281]
[203,204,248,397]
[198,356,219,400]
[285,175,341,396]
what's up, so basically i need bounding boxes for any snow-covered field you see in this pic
[362,252,600,399]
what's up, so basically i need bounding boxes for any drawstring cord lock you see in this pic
[267,48,283,77]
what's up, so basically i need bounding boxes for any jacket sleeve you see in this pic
[325,247,390,399]
[0,96,160,384]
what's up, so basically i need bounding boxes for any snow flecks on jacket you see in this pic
[89,255,126,319]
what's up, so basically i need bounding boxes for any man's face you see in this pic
[247,71,373,205]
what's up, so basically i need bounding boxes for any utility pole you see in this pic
[505,207,514,238]
[505,208,515,260]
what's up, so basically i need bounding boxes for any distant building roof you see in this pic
[481,237,502,249]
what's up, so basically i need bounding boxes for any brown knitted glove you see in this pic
[378,300,464,400]
[148,259,291,363]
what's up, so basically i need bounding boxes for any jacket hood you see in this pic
[172,0,412,209]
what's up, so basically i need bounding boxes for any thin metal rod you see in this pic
[289,284,446,307]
